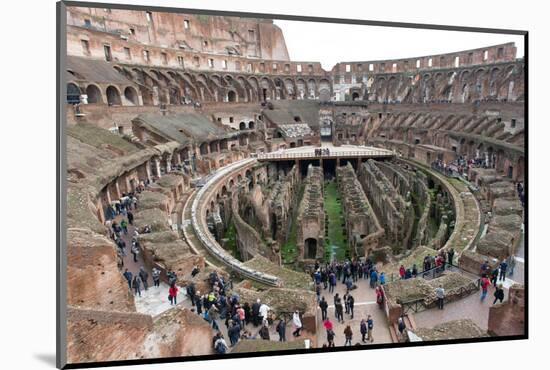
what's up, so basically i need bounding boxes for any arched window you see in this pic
[124,86,139,105]
[67,83,81,104]
[227,90,237,102]
[106,86,121,106]
[86,85,102,104]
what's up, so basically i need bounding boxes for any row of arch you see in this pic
[68,61,524,106]
[67,82,140,106]
[375,122,524,181]
[368,62,524,104]
[69,63,334,105]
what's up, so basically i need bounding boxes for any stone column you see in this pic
[114,181,121,199]
[145,162,152,182]
[166,154,172,173]
[125,175,132,193]
[155,158,162,178]
[105,188,112,205]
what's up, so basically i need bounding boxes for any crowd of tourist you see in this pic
[431,153,499,179]
[310,259,382,347]
[184,270,309,354]
[479,258,513,304]
[103,184,160,301]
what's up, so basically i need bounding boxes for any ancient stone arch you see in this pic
[123,86,139,105]
[85,84,102,104]
[227,90,237,102]
[106,85,122,106]
[307,78,317,99]
[67,82,81,104]
[296,78,307,99]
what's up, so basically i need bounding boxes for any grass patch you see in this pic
[324,181,348,262]
[281,184,305,265]
[225,221,241,260]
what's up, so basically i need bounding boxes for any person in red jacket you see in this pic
[376,286,385,309]
[399,265,406,279]
[169,284,179,305]
[323,318,333,331]
[480,276,490,301]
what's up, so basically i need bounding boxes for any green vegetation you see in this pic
[324,181,348,262]
[281,184,304,265]
[224,221,241,260]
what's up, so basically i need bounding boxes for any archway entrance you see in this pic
[67,83,81,104]
[124,86,139,105]
[227,90,237,102]
[305,238,317,259]
[106,86,121,106]
[86,85,102,104]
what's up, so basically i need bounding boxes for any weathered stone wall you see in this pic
[67,229,136,313]
[337,163,384,257]
[67,7,292,66]
[231,190,279,263]
[488,284,525,337]
[473,169,523,262]
[139,231,205,284]
[296,165,325,260]
[66,306,213,363]
[358,160,413,252]
[267,165,300,244]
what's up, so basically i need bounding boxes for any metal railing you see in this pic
[398,298,425,315]
[397,279,480,315]
[257,149,395,161]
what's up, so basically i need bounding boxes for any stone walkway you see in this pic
[413,282,501,331]
[315,277,392,347]
[413,244,525,332]
[134,282,189,316]
[113,211,188,315]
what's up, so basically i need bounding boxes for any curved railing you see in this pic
[256,148,395,161]
[191,158,280,286]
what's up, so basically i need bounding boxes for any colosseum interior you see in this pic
[63,5,526,364]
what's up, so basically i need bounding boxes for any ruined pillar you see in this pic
[104,188,112,205]
[155,158,162,178]
[145,162,152,182]
[114,181,121,199]
[166,154,172,173]
[125,175,132,194]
